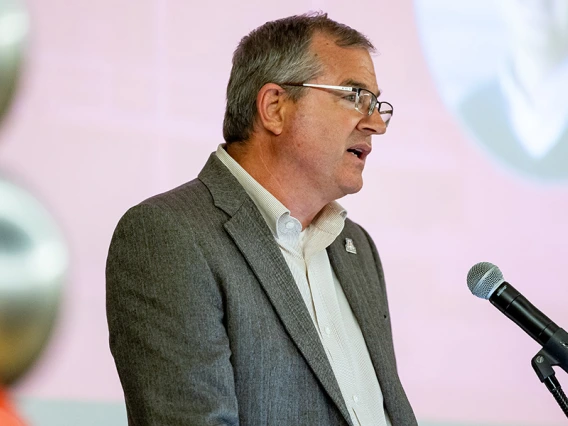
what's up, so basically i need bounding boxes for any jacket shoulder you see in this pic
[139,178,211,214]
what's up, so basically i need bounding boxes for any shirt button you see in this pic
[324,326,331,335]
[285,222,295,230]
[352,395,359,403]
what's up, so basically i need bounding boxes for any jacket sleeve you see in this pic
[106,203,239,426]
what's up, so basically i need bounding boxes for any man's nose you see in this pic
[358,109,387,135]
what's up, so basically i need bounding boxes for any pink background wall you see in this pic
[2,1,567,425]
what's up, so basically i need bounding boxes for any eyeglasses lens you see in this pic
[378,103,392,126]
[356,92,373,116]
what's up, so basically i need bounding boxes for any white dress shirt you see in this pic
[216,144,391,426]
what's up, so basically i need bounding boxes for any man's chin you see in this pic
[338,180,364,198]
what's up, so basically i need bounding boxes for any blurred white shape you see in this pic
[0,9,28,47]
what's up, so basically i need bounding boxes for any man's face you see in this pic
[277,33,386,203]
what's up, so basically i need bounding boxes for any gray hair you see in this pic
[222,12,375,144]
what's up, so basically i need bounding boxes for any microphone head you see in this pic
[467,262,505,300]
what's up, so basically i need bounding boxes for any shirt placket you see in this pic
[305,245,360,425]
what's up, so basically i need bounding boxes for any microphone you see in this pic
[467,262,568,373]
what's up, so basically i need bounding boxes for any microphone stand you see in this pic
[531,329,568,418]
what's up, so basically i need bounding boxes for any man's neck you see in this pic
[226,142,329,229]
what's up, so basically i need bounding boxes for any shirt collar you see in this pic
[215,144,347,243]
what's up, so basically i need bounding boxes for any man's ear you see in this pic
[255,83,289,136]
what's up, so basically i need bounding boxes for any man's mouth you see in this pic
[347,148,364,158]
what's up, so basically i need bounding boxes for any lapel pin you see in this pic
[344,238,357,254]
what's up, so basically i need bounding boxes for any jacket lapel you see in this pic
[199,154,353,425]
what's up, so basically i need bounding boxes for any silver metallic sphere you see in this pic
[0,177,68,385]
[0,0,28,124]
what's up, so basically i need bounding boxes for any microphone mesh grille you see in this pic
[467,262,504,300]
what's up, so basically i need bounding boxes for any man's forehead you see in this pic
[309,34,380,94]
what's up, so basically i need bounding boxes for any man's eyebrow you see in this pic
[340,79,381,97]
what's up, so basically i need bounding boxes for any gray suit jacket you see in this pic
[106,153,417,426]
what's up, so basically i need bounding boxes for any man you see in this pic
[106,13,417,426]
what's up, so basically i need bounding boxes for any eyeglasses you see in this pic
[281,83,393,126]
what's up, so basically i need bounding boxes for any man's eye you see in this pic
[343,94,357,102]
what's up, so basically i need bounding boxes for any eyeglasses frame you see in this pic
[280,83,393,124]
